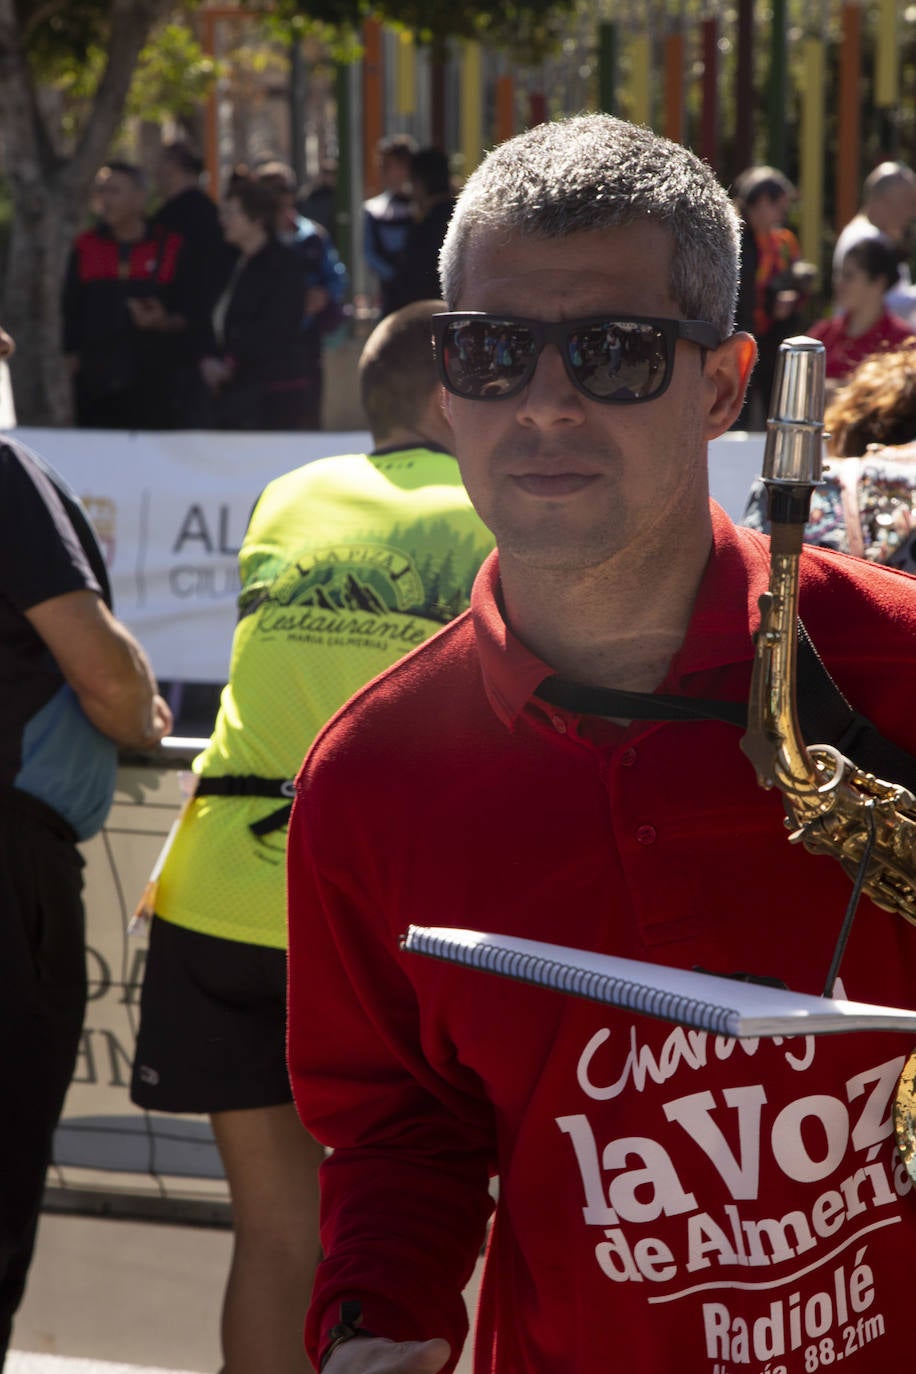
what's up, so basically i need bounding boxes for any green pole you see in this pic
[334,62,353,286]
[767,0,788,170]
[598,21,617,115]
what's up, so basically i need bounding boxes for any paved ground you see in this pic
[10,1210,480,1374]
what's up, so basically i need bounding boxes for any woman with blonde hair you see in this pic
[743,340,916,568]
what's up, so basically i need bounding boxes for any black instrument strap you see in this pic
[194,775,294,838]
[534,619,916,791]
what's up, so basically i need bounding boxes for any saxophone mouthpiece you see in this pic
[762,336,826,488]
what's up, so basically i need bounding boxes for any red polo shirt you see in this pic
[288,503,916,1373]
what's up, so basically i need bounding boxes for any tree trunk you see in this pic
[4,172,85,424]
[0,0,172,424]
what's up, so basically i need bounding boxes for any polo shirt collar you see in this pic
[470,501,773,729]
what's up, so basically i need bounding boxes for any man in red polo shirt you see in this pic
[286,115,916,1374]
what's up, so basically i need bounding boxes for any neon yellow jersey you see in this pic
[156,448,494,947]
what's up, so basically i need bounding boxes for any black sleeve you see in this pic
[0,442,103,613]
[61,246,83,354]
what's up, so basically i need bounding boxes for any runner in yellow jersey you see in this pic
[130,300,495,1374]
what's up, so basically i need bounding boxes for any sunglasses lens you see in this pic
[442,320,538,398]
[567,322,668,401]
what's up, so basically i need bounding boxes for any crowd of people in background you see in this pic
[54,132,916,441]
[59,132,465,433]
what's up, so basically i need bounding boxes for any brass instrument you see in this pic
[740,337,916,926]
[739,335,916,1177]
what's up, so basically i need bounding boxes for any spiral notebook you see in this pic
[400,926,916,1040]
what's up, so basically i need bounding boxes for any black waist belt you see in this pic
[195,775,295,838]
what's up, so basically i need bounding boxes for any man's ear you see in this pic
[703,331,757,438]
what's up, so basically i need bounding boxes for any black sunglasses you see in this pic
[432,312,721,405]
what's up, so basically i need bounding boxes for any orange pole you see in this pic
[837,2,861,233]
[495,75,515,144]
[202,11,218,199]
[664,33,684,144]
[362,19,384,198]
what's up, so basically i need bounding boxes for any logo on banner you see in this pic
[82,495,117,566]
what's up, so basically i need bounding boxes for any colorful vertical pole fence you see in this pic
[362,18,384,198]
[699,15,719,171]
[799,36,826,272]
[394,31,416,119]
[734,0,754,175]
[875,0,899,111]
[495,75,515,145]
[837,1,862,233]
[598,21,617,115]
[664,27,685,144]
[766,0,788,170]
[461,41,484,175]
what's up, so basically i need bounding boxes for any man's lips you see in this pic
[511,472,600,497]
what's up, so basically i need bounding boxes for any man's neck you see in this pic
[110,218,145,243]
[498,526,713,692]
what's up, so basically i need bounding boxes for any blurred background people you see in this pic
[255,160,349,429]
[394,146,457,307]
[1,432,171,1363]
[833,161,916,324]
[733,165,812,427]
[150,141,226,426]
[362,132,416,317]
[296,159,338,243]
[61,161,197,429]
[129,300,494,1374]
[742,340,916,569]
[809,239,914,390]
[198,176,315,431]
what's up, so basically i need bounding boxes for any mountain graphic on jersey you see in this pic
[306,570,388,616]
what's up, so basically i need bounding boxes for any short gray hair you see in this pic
[439,114,740,341]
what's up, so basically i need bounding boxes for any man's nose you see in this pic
[514,343,585,426]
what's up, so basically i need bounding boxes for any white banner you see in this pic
[12,428,371,681]
[8,427,765,683]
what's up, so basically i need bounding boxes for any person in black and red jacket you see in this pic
[61,161,201,429]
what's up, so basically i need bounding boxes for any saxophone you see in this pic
[738,336,916,1178]
[739,336,916,926]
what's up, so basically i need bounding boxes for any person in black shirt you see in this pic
[0,430,171,1361]
[200,178,315,430]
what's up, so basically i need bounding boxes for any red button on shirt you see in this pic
[620,747,637,767]
[636,824,656,845]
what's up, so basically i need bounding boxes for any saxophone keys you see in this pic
[894,1049,916,1183]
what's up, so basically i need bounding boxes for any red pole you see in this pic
[528,92,547,127]
[496,76,515,144]
[362,19,384,198]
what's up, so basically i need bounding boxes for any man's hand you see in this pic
[305,285,330,317]
[200,356,233,392]
[324,1336,450,1373]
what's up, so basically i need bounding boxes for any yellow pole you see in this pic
[394,30,416,116]
[629,31,652,128]
[799,36,825,270]
[875,0,899,109]
[461,41,484,174]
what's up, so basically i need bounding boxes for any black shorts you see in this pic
[130,915,292,1114]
